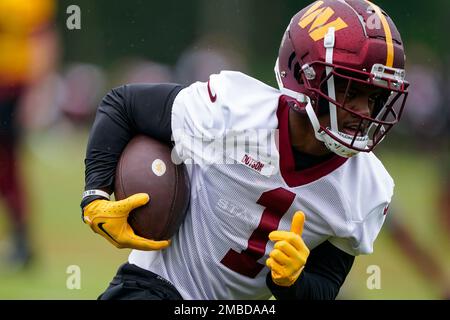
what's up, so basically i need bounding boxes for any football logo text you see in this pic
[298,1,348,41]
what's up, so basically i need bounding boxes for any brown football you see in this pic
[114,135,190,241]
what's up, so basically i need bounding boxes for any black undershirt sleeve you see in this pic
[81,83,183,209]
[266,240,355,300]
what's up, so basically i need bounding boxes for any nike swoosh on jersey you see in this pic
[207,80,217,103]
[97,222,119,244]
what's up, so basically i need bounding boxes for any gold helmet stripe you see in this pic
[365,1,394,67]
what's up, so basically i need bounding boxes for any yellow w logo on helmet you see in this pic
[298,1,348,41]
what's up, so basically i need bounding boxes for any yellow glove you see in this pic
[266,211,310,287]
[83,193,170,251]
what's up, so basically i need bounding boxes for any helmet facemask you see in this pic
[304,61,409,157]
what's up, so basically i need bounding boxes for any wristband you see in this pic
[82,189,110,200]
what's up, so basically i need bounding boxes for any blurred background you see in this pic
[0,0,448,299]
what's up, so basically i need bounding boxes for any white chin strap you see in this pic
[305,101,368,158]
[325,28,338,132]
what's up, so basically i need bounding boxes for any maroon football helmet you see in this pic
[275,0,409,157]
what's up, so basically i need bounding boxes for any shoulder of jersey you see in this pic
[354,151,395,195]
[330,152,394,247]
[363,151,393,177]
[207,71,280,104]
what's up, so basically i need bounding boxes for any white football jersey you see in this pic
[128,71,393,300]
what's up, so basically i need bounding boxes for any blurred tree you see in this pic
[56,0,448,77]
[57,0,198,67]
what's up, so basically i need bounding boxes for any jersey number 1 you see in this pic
[220,188,296,278]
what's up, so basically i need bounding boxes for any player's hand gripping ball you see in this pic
[266,211,310,287]
[83,194,170,250]
[84,135,190,250]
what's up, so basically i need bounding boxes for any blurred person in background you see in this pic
[385,205,450,298]
[59,63,107,127]
[21,63,107,133]
[440,163,450,236]
[439,61,450,235]
[0,0,57,269]
[380,43,450,299]
[111,58,173,87]
[399,44,446,150]
[174,33,247,85]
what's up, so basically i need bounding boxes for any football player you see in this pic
[81,0,409,299]
[0,0,56,268]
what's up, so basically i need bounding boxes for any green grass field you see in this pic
[0,128,448,299]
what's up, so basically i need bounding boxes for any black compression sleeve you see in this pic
[266,240,355,300]
[82,83,183,205]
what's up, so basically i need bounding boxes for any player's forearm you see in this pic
[84,86,135,194]
[267,270,340,300]
[266,240,355,300]
[83,83,183,205]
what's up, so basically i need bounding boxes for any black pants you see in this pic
[98,263,183,300]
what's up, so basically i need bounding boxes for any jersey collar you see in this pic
[276,95,348,187]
